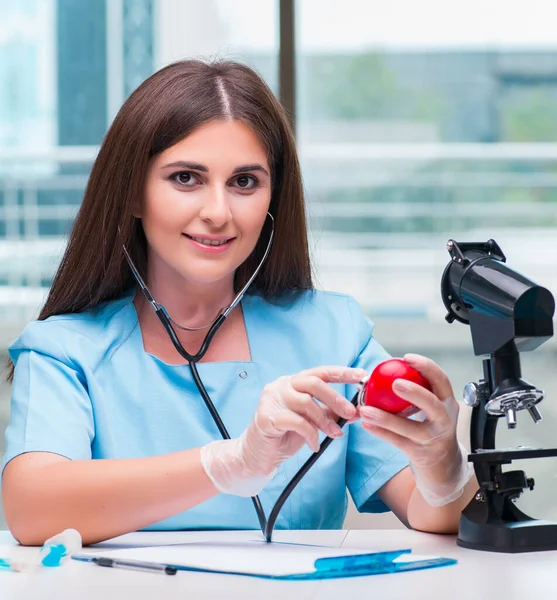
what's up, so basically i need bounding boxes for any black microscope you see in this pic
[441,239,557,553]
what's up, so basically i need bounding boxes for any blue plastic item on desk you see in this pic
[0,528,82,572]
[299,548,456,580]
[41,543,69,567]
[0,548,67,572]
[176,548,457,580]
[40,528,82,567]
[0,558,12,571]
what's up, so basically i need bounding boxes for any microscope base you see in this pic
[457,493,557,553]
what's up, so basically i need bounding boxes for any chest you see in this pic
[89,352,350,530]
[140,308,251,364]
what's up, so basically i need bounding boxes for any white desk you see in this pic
[1,528,556,600]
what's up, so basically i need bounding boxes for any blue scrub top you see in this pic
[2,288,409,531]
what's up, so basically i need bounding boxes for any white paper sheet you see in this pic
[89,538,440,577]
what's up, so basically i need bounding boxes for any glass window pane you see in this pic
[0,0,278,528]
[155,0,278,94]
[0,0,279,313]
[298,0,557,523]
[298,0,557,143]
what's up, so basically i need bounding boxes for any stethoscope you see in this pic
[123,213,359,541]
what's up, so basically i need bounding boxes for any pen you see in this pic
[73,555,177,575]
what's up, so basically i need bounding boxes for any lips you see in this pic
[182,233,236,254]
[183,234,234,246]
[184,233,232,246]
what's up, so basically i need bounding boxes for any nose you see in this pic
[198,185,233,228]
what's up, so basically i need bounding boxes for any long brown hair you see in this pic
[6,59,312,381]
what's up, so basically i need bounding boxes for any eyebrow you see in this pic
[160,161,269,176]
[232,164,269,176]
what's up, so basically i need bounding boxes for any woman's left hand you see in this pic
[359,353,474,507]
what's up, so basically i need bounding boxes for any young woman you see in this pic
[1,59,476,545]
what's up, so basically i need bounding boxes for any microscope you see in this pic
[441,239,557,553]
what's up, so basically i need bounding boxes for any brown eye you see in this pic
[234,175,257,189]
[172,172,198,186]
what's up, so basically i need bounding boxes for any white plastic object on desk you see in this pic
[40,528,83,567]
[1,528,83,572]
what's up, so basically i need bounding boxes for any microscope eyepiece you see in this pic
[441,239,555,428]
[441,239,554,356]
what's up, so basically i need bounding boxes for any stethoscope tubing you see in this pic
[156,305,356,542]
[123,214,353,541]
[155,306,355,542]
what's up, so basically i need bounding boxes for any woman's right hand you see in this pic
[199,366,366,497]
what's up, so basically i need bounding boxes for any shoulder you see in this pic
[253,288,366,316]
[263,288,372,327]
[9,291,137,371]
[248,289,375,361]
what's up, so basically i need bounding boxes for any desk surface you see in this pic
[1,528,556,600]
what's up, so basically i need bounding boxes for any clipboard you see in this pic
[73,540,457,580]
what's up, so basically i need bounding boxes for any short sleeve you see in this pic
[2,322,94,474]
[344,296,410,513]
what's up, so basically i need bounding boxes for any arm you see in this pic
[2,449,217,546]
[378,465,478,534]
[3,365,365,546]
[361,354,476,534]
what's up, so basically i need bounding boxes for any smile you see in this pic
[185,235,232,246]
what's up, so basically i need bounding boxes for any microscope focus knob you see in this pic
[463,381,490,407]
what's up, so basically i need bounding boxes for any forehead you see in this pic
[156,119,269,166]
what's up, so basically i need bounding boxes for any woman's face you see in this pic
[140,119,272,291]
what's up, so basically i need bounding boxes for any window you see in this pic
[297,0,557,523]
[0,0,279,528]
[0,0,279,322]
[0,0,555,528]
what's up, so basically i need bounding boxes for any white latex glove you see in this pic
[360,353,474,507]
[200,366,365,497]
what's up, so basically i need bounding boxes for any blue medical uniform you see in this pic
[2,288,409,530]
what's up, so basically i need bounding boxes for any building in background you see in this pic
[0,0,55,152]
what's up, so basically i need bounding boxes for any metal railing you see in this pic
[0,143,556,326]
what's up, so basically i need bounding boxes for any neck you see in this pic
[139,267,235,330]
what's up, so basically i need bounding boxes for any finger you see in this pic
[345,405,362,425]
[390,378,448,423]
[360,405,431,443]
[360,420,415,456]
[299,366,367,385]
[269,411,321,453]
[403,354,454,401]
[326,406,359,425]
[287,392,345,438]
[291,374,357,420]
